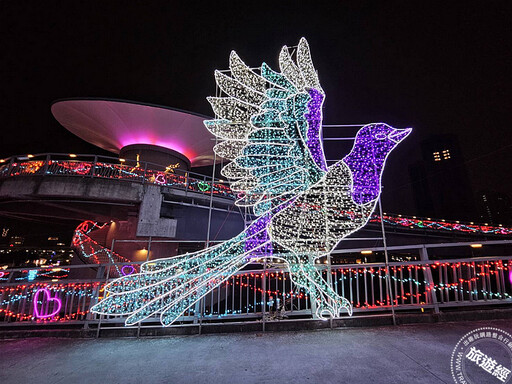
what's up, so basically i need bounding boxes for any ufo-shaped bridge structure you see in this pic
[51,98,217,170]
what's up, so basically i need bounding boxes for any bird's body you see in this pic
[91,38,411,325]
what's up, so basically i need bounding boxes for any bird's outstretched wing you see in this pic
[204,38,328,216]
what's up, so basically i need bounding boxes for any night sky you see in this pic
[1,1,511,217]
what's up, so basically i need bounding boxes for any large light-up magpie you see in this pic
[91,38,411,325]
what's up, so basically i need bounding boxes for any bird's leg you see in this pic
[287,256,352,319]
[307,265,352,318]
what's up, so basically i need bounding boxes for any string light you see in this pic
[373,215,512,235]
[0,283,100,322]
[72,221,134,276]
[0,159,236,199]
[33,288,62,318]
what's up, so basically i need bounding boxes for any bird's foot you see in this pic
[314,296,353,320]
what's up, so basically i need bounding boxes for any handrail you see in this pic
[2,254,512,275]
[332,239,512,255]
[0,152,213,182]
[3,239,512,274]
[0,152,236,200]
[330,254,512,270]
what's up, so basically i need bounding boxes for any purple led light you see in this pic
[243,199,296,258]
[33,288,62,319]
[244,214,273,257]
[343,124,411,204]
[305,89,327,171]
[121,265,136,276]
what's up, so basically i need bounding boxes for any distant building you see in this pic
[409,134,475,221]
[477,190,512,226]
[0,246,74,268]
[9,235,24,247]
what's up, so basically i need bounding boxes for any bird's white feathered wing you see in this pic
[204,38,328,216]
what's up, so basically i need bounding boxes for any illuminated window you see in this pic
[442,149,450,160]
[433,151,441,161]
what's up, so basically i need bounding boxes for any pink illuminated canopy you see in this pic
[51,98,216,166]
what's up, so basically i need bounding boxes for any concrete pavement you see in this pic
[2,319,512,384]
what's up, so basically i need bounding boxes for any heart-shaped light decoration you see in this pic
[121,265,135,276]
[33,288,62,319]
[154,173,166,185]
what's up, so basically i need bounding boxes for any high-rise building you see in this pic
[477,190,512,226]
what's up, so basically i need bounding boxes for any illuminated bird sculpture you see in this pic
[91,38,411,325]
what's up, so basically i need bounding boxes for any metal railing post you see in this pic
[137,236,152,338]
[327,253,334,328]
[7,157,15,176]
[96,239,114,338]
[42,154,50,175]
[90,155,97,178]
[84,264,107,330]
[206,139,217,248]
[7,268,15,283]
[262,258,267,332]
[309,254,318,318]
[378,197,396,325]
[420,246,439,313]
[142,161,148,185]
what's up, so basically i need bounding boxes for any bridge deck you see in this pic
[2,318,510,384]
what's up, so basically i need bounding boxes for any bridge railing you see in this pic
[1,153,511,236]
[0,153,236,200]
[1,240,511,328]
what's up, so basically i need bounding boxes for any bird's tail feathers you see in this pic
[103,234,245,295]
[91,228,269,326]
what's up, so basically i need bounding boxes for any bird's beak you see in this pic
[389,128,412,143]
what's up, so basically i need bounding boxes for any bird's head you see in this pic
[354,123,412,156]
[342,123,412,205]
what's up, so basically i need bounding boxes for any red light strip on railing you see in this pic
[71,221,137,276]
[371,215,512,235]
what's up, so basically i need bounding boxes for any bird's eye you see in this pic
[375,133,386,140]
